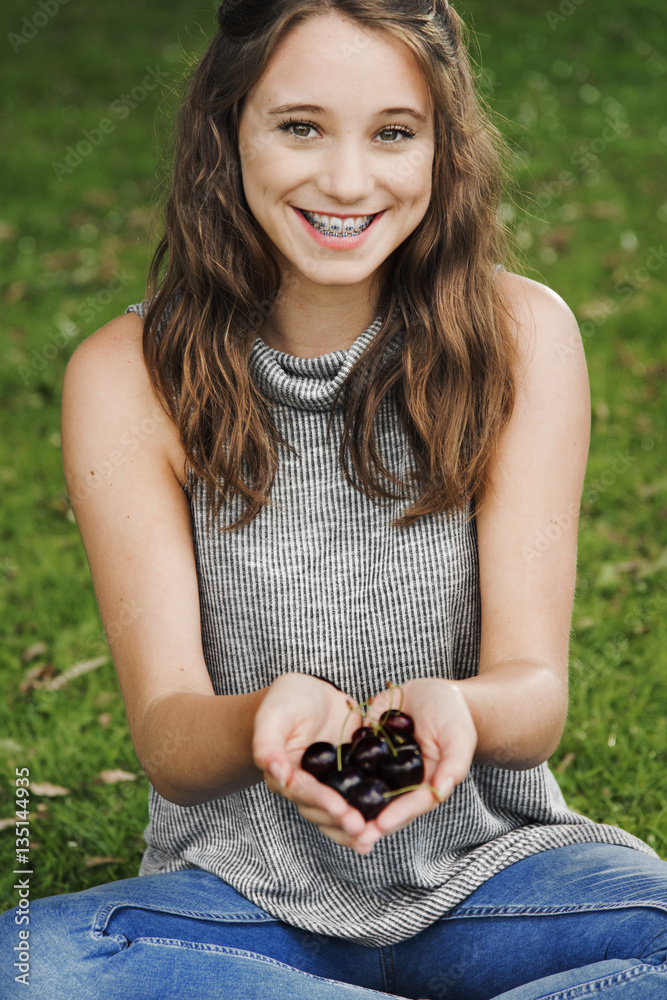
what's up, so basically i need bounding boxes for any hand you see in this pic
[252,673,371,850]
[347,678,478,852]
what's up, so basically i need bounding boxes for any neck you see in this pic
[258,276,380,358]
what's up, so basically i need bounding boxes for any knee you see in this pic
[0,890,122,999]
[610,909,667,965]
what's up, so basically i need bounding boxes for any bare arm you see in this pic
[461,271,589,769]
[350,273,590,850]
[61,312,269,806]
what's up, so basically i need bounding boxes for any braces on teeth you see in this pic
[301,210,376,237]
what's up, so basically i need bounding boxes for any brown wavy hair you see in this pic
[143,0,519,532]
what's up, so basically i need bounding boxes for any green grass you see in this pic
[1,0,665,908]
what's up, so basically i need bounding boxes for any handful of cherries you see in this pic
[300,684,431,820]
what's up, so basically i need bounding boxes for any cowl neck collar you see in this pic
[249,315,402,412]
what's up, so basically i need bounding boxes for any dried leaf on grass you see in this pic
[540,225,574,251]
[22,642,48,664]
[0,219,18,241]
[85,856,126,868]
[597,550,667,586]
[555,752,576,774]
[5,280,28,304]
[0,805,49,831]
[97,769,136,785]
[19,663,56,693]
[42,656,109,692]
[30,782,70,797]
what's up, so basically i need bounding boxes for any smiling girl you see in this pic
[1,2,666,998]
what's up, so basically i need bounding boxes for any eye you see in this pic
[377,125,416,144]
[277,119,319,140]
[276,119,417,144]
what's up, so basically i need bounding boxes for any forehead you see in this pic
[246,12,431,114]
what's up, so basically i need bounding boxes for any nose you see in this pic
[316,134,375,206]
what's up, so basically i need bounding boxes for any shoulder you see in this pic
[494,270,589,413]
[62,311,187,486]
[495,270,584,366]
[65,308,146,387]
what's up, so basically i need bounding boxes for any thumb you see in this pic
[267,758,291,790]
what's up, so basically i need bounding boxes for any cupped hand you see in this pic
[252,673,371,850]
[347,677,478,851]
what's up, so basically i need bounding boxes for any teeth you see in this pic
[302,210,376,236]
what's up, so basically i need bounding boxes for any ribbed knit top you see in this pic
[126,300,655,948]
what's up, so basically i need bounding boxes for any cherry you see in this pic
[339,742,354,768]
[380,748,425,790]
[324,767,364,797]
[352,735,391,774]
[380,709,414,738]
[298,684,434,820]
[301,742,337,779]
[348,778,390,820]
[351,726,375,746]
[390,739,419,755]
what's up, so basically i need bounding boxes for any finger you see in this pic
[298,803,367,837]
[266,766,364,833]
[253,729,296,776]
[353,786,440,847]
[312,821,374,852]
[264,768,369,841]
[376,785,441,832]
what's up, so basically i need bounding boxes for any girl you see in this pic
[2,2,665,997]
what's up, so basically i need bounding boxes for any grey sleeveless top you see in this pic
[126,300,655,947]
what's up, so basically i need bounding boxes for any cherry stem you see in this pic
[382,781,442,801]
[375,723,399,756]
[384,680,405,713]
[338,702,362,770]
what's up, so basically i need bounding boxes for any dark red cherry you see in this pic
[380,748,425,790]
[339,742,354,768]
[391,738,420,755]
[324,767,364,798]
[352,735,391,774]
[348,778,390,820]
[380,710,414,738]
[351,726,375,746]
[301,742,337,779]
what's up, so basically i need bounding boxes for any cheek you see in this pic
[242,146,298,207]
[387,149,434,206]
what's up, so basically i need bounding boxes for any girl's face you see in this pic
[238,12,435,294]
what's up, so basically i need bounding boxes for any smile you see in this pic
[298,209,378,237]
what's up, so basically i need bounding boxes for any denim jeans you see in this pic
[1,842,666,999]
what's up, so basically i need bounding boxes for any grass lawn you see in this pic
[1,0,665,909]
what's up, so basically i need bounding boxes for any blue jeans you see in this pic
[1,843,666,999]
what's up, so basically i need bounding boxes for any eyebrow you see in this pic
[266,103,428,123]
